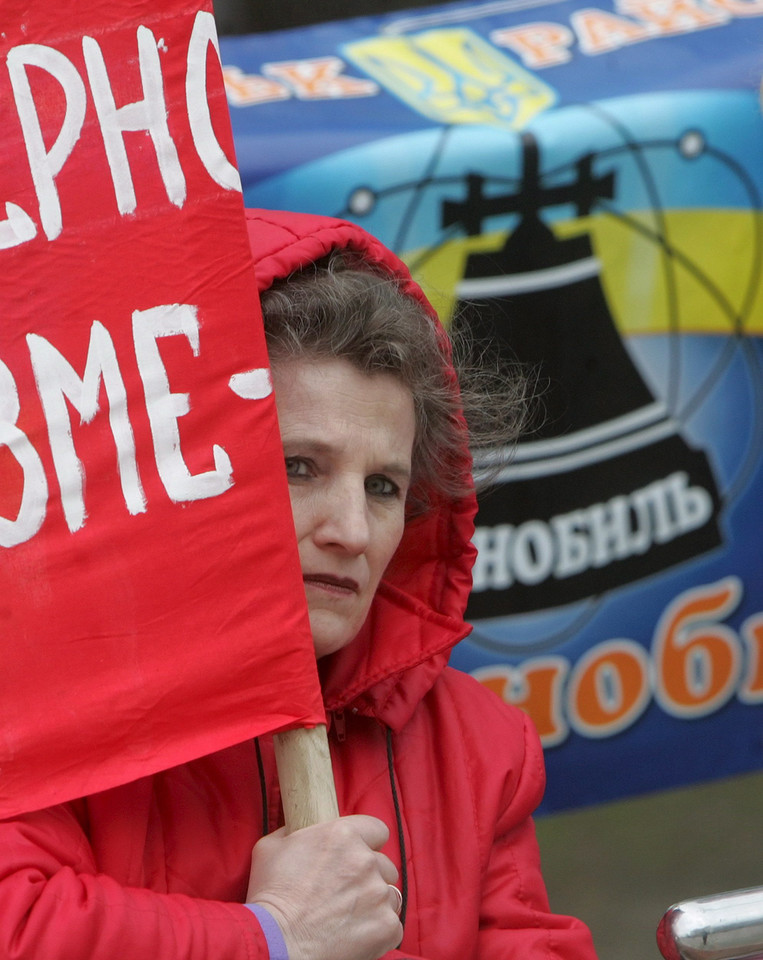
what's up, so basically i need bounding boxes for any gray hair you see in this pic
[260,250,531,508]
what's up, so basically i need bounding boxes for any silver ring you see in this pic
[389,884,403,916]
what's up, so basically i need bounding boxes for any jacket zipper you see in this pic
[332,709,347,742]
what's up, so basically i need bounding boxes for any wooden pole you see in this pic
[273,725,339,831]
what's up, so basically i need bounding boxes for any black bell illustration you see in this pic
[444,133,723,617]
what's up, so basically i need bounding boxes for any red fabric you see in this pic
[0,7,322,817]
[0,210,598,959]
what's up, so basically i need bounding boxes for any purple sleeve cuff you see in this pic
[245,904,289,960]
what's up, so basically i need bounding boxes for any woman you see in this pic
[0,209,598,960]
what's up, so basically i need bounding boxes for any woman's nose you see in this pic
[314,481,370,554]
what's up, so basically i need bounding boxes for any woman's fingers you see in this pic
[246,815,403,960]
[375,850,398,885]
[347,813,390,851]
[388,883,403,916]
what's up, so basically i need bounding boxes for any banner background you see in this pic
[220,0,763,811]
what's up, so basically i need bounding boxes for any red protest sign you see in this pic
[0,1,324,818]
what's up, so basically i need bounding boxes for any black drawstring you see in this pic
[386,726,408,927]
[254,738,270,835]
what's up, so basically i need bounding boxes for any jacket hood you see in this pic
[245,209,477,729]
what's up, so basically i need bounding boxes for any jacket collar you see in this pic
[319,581,473,730]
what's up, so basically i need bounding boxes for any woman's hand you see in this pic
[246,814,403,960]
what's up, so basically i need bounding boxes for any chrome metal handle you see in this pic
[657,887,763,960]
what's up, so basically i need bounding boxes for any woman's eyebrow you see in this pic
[380,461,412,483]
[280,437,334,456]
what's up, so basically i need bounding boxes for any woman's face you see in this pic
[272,357,416,659]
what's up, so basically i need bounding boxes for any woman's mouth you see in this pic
[303,574,359,595]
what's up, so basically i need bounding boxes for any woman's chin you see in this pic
[309,613,359,660]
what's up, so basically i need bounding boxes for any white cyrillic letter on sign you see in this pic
[28,322,146,532]
[186,11,242,192]
[0,359,48,547]
[132,303,233,503]
[83,26,186,215]
[7,44,87,241]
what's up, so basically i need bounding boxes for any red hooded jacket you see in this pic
[0,210,598,960]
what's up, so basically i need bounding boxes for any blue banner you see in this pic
[220,0,763,811]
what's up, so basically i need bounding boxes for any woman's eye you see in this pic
[366,475,399,497]
[284,457,311,479]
